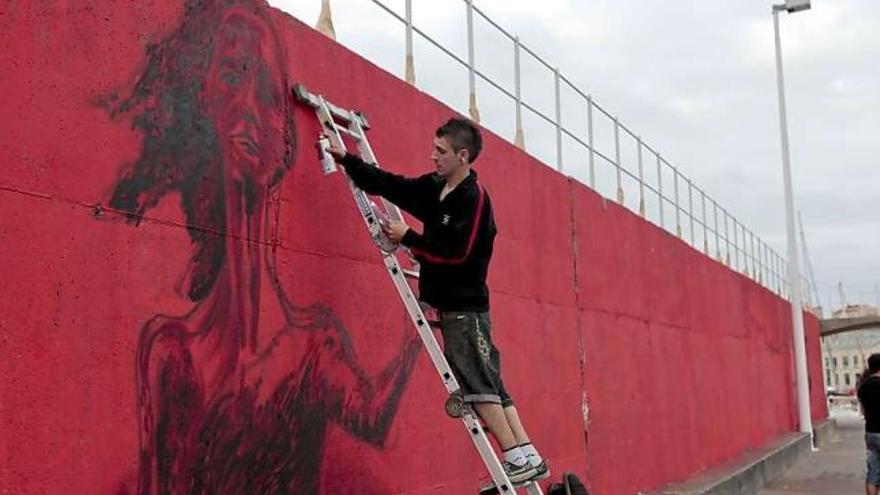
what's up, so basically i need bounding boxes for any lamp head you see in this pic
[783,0,811,13]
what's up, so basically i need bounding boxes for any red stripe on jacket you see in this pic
[410,184,485,265]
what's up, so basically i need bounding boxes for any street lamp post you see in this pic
[772,0,813,442]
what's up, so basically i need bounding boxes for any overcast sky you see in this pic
[269,0,879,311]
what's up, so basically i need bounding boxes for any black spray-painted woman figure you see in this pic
[100,1,420,493]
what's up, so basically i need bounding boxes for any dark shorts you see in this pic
[438,310,513,407]
[867,432,880,484]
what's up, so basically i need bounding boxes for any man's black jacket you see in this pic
[340,153,496,312]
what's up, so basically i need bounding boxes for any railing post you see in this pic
[751,230,760,283]
[743,226,750,277]
[514,36,524,149]
[783,255,788,297]
[688,179,695,246]
[723,209,730,266]
[656,153,664,227]
[405,0,415,85]
[778,255,784,296]
[775,252,782,294]
[758,237,767,285]
[637,137,645,217]
[614,117,623,203]
[745,226,751,277]
[466,0,480,122]
[713,200,721,261]
[701,189,709,255]
[674,168,682,237]
[743,231,758,280]
[316,0,336,39]
[777,253,783,295]
[784,258,790,300]
[587,96,595,188]
[554,67,562,172]
[733,218,740,271]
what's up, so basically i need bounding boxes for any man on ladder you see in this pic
[326,117,549,487]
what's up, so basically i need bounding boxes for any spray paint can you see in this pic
[316,133,337,174]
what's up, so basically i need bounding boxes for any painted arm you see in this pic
[135,316,202,495]
[313,315,422,447]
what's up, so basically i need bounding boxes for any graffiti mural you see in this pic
[99,1,421,493]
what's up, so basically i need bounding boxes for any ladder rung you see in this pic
[329,123,362,140]
[402,268,420,279]
[294,83,370,129]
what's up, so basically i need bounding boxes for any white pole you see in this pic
[773,5,813,440]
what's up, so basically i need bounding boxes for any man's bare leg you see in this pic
[503,406,531,445]
[503,405,548,478]
[867,483,879,495]
[474,402,517,449]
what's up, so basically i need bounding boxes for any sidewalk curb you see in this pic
[654,420,835,495]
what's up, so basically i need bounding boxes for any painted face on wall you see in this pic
[205,8,287,183]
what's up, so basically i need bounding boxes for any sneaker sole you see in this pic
[530,468,551,481]
[507,467,538,484]
[478,468,539,494]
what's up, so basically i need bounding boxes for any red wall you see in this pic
[0,1,827,494]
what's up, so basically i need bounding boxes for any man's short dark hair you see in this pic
[436,117,482,163]
[869,354,880,373]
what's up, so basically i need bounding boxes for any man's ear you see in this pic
[458,148,470,165]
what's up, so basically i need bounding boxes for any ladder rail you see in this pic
[294,83,368,129]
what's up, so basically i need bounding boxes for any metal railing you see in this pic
[298,0,817,305]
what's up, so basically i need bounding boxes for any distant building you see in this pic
[821,331,880,393]
[832,304,879,319]
[823,304,880,393]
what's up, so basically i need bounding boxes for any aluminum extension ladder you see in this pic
[294,84,543,495]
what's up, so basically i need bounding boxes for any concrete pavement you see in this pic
[759,408,866,495]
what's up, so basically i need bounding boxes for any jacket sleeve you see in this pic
[400,187,487,265]
[340,153,433,221]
